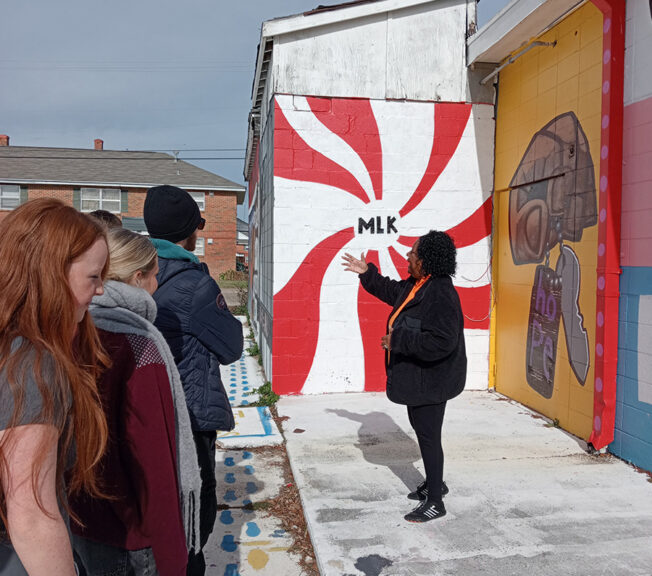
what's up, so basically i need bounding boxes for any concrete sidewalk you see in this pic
[278,390,652,576]
[203,317,302,576]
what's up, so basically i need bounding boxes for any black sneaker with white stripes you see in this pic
[404,500,447,523]
[407,480,449,501]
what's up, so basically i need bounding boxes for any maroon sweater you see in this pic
[70,329,187,576]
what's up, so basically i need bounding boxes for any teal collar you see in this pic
[150,238,200,263]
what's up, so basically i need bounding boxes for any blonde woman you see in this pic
[71,228,201,576]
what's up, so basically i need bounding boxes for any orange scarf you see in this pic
[388,275,430,330]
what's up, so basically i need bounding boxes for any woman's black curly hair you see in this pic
[416,230,457,277]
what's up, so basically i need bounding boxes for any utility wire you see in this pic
[0,60,252,73]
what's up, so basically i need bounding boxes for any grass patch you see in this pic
[244,500,272,512]
[219,270,248,282]
[220,279,248,289]
[250,381,279,407]
[247,340,263,366]
[544,418,560,428]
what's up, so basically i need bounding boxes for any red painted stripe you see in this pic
[399,103,472,217]
[358,251,392,392]
[272,228,356,395]
[398,195,493,249]
[391,244,490,329]
[456,285,491,330]
[388,245,409,279]
[588,0,625,450]
[308,97,383,201]
[274,100,370,204]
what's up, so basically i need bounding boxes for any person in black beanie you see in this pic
[144,185,244,575]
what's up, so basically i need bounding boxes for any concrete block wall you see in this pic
[270,94,494,396]
[610,0,652,471]
[490,0,626,447]
[247,101,277,381]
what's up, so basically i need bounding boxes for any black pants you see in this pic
[186,430,218,576]
[407,402,447,503]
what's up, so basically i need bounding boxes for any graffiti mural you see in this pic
[509,112,596,397]
[272,95,494,395]
[490,0,623,442]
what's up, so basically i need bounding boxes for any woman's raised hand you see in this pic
[342,252,368,275]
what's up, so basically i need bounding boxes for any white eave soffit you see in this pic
[467,0,585,65]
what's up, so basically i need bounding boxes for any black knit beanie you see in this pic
[144,185,201,243]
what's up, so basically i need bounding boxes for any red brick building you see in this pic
[0,136,245,277]
[236,217,249,270]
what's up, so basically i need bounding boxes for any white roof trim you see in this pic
[262,0,440,37]
[467,0,584,65]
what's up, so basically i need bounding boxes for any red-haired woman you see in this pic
[0,198,110,575]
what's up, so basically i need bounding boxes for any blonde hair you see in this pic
[106,228,157,284]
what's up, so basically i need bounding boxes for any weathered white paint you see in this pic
[263,0,452,37]
[246,0,493,176]
[273,15,388,101]
[272,0,469,102]
[385,2,466,100]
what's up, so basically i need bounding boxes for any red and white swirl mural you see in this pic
[272,95,494,395]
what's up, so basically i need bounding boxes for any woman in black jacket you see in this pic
[342,230,466,523]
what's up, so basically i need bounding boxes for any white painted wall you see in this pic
[272,0,469,102]
[272,95,494,393]
[249,0,496,395]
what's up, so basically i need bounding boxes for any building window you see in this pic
[80,187,121,213]
[194,237,205,257]
[190,191,205,211]
[0,184,20,210]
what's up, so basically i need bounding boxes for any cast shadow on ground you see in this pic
[326,408,423,492]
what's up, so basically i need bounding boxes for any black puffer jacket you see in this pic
[153,256,243,431]
[359,263,466,406]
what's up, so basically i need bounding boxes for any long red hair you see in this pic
[0,198,110,530]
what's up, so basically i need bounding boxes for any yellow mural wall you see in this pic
[492,3,603,439]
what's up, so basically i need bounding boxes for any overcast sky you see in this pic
[1,0,509,219]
